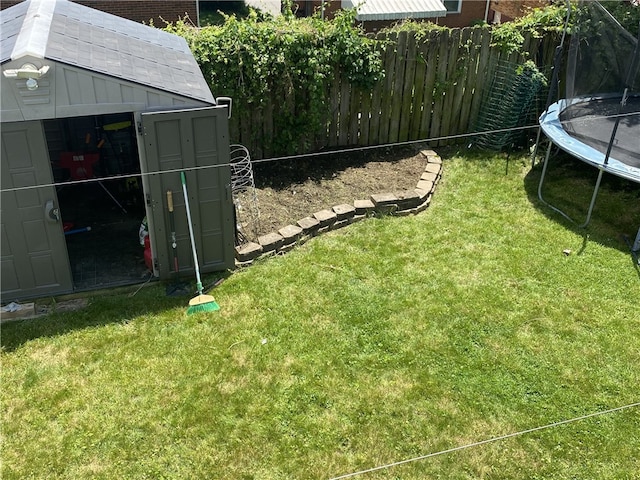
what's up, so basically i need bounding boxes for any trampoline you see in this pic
[540,95,640,183]
[537,1,640,230]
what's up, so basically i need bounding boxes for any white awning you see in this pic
[342,0,448,21]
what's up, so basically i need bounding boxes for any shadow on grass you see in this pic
[523,149,640,262]
[0,273,229,353]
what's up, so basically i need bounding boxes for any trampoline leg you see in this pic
[632,227,640,253]
[531,127,543,168]
[537,142,553,202]
[537,143,576,224]
[537,142,603,229]
[579,169,603,228]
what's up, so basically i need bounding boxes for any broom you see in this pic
[180,171,220,314]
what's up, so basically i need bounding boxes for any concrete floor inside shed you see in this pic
[58,178,150,291]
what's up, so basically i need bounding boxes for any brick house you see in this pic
[292,0,553,30]
[490,0,550,23]
[0,0,198,24]
[0,1,553,28]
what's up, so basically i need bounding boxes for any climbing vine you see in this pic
[490,3,567,53]
[164,8,382,154]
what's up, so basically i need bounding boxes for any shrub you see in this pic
[164,8,383,154]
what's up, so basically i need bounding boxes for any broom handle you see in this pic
[180,172,204,295]
[167,189,174,212]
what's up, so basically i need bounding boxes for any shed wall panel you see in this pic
[0,82,22,120]
[92,76,108,103]
[1,258,20,292]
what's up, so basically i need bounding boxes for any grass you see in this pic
[2,149,639,479]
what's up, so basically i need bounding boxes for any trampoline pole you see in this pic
[579,88,628,228]
[537,140,602,229]
[532,44,564,168]
[537,142,553,204]
[602,88,628,168]
[579,169,604,229]
[536,142,577,223]
[632,227,640,253]
[532,0,572,168]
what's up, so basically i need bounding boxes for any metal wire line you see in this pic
[0,123,540,194]
[329,402,640,480]
[328,401,640,480]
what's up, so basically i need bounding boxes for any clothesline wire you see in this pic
[328,401,640,480]
[0,123,539,194]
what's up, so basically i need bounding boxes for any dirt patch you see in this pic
[234,143,431,242]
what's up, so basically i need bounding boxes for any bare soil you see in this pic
[234,143,431,242]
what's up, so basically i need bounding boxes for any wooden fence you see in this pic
[229,27,559,159]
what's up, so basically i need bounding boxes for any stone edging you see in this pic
[234,149,442,266]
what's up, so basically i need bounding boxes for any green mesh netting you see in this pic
[474,60,549,150]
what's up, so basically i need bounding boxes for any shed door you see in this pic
[139,107,234,279]
[1,121,73,301]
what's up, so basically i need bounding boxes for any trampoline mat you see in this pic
[559,96,640,169]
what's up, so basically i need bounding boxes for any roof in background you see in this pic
[0,0,214,103]
[342,0,447,21]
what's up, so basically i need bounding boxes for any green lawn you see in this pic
[2,150,639,479]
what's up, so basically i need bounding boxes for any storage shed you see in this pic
[1,0,235,302]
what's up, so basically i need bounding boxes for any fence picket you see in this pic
[449,28,472,138]
[440,29,462,144]
[368,79,382,145]
[339,75,352,145]
[418,30,440,140]
[328,72,340,147]
[359,87,372,145]
[409,34,429,140]
[430,29,450,144]
[388,31,408,143]
[458,27,482,135]
[468,29,492,132]
[379,32,398,144]
[349,86,362,145]
[398,32,418,142]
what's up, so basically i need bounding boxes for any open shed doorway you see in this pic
[44,113,150,291]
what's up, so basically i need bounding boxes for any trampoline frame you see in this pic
[533,0,640,266]
[537,94,640,228]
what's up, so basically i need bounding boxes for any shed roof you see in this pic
[0,0,214,103]
[342,0,447,21]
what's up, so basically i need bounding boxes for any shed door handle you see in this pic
[45,200,60,222]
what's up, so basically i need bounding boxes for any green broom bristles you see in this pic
[187,281,220,315]
[187,293,220,315]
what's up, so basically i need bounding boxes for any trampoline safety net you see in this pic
[561,0,640,168]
